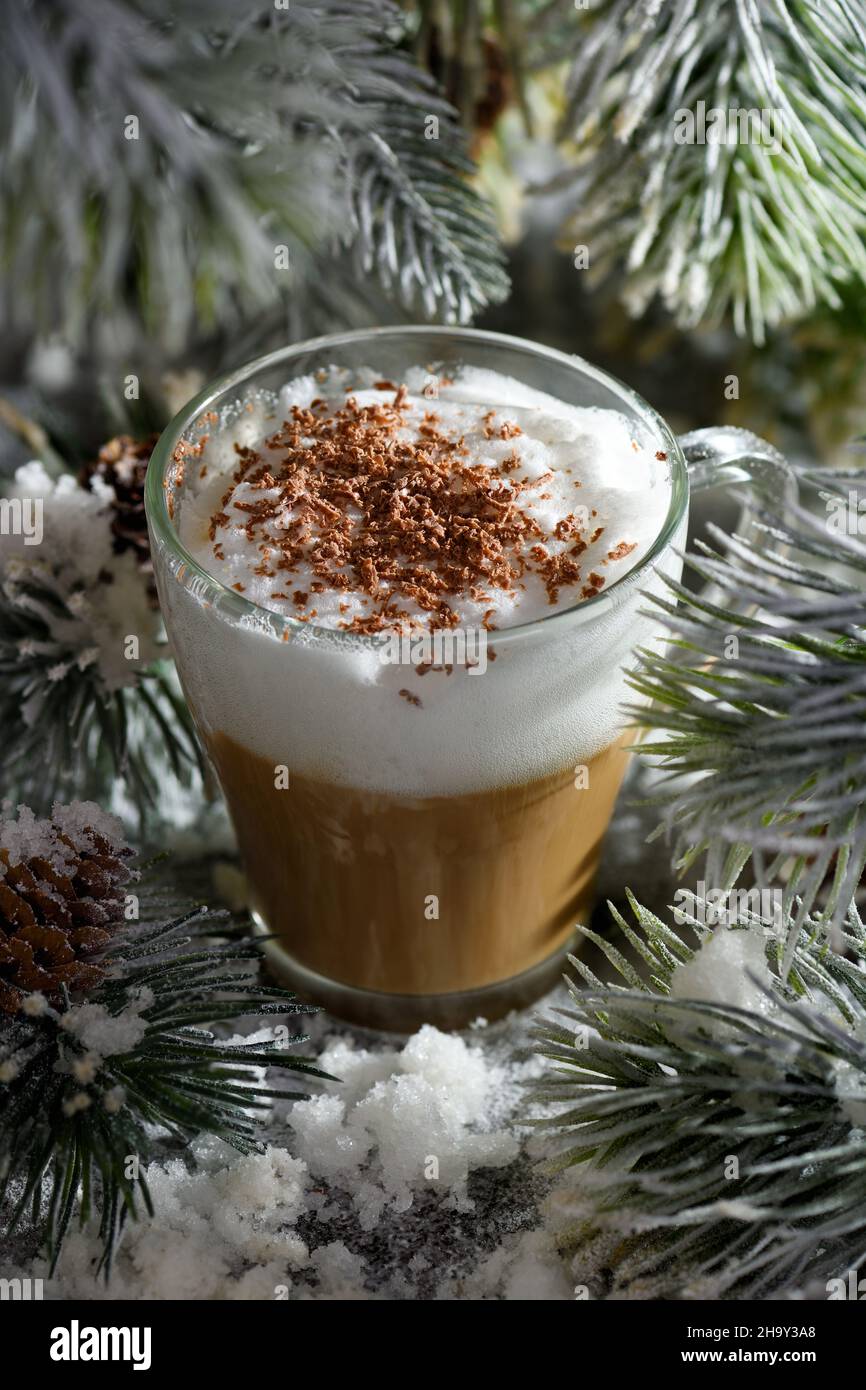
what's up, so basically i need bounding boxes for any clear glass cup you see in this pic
[145,327,789,1030]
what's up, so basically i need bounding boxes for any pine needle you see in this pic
[0,886,334,1278]
[532,889,866,1298]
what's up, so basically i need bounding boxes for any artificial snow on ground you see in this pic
[34,1017,574,1301]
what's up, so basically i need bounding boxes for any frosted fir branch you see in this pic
[318,1,509,318]
[0,0,507,361]
[0,462,205,821]
[550,0,866,342]
[628,469,866,927]
[340,99,510,321]
[0,876,332,1278]
[532,890,866,1299]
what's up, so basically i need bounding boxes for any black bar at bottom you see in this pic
[0,1294,857,1375]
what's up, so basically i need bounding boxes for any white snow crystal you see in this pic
[60,988,153,1058]
[52,799,126,852]
[288,1025,519,1226]
[25,1022,542,1300]
[303,1242,370,1300]
[832,1058,866,1127]
[0,802,67,868]
[0,799,129,873]
[670,926,776,1017]
[442,1228,574,1301]
[46,1139,310,1301]
[0,462,161,691]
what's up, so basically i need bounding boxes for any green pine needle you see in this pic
[553,0,866,342]
[629,467,866,927]
[0,605,207,824]
[532,889,866,1298]
[0,891,334,1278]
[0,0,508,360]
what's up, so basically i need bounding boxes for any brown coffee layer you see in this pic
[206,731,630,1000]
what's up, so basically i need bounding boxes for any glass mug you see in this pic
[145,328,789,1031]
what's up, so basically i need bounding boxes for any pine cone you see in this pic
[0,807,135,1014]
[80,434,159,603]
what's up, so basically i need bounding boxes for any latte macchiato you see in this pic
[151,349,680,1028]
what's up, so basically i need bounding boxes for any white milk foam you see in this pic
[179,367,669,631]
[161,366,684,796]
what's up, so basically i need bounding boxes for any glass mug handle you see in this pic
[679,425,797,524]
[677,427,797,604]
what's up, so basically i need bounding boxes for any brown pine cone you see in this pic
[0,809,135,1014]
[79,434,160,603]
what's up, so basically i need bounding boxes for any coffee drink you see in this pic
[153,359,678,1027]
[206,730,630,1003]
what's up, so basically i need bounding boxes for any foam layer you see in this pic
[178,366,669,633]
[156,364,683,795]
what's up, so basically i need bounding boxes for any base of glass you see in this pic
[253,920,574,1033]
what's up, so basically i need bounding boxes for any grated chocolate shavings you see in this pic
[607,540,637,562]
[204,387,625,629]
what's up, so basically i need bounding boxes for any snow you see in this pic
[670,925,776,1017]
[0,461,161,693]
[288,1026,521,1227]
[303,1242,369,1301]
[60,988,153,1058]
[36,1021,550,1301]
[51,800,127,853]
[443,1228,574,1301]
[832,1058,866,1127]
[44,1141,310,1301]
[20,991,49,1016]
[0,799,129,873]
